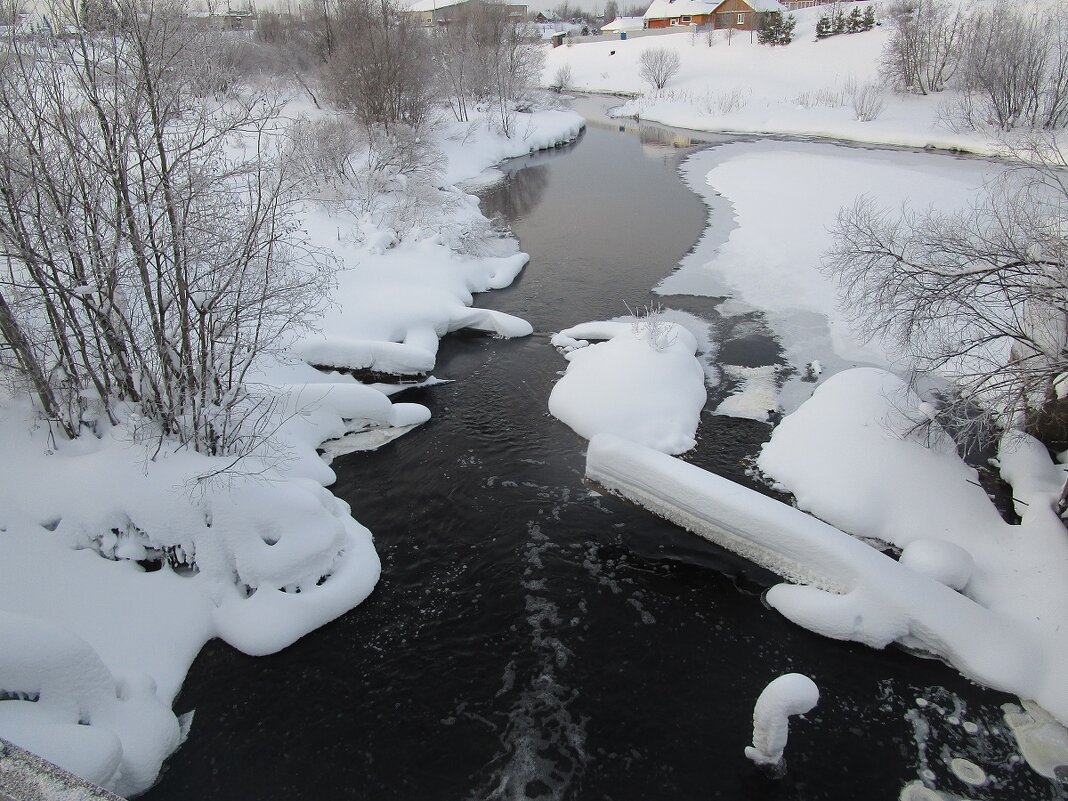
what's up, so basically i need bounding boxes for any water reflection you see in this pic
[482,163,550,223]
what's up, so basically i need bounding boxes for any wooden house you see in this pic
[710,0,787,30]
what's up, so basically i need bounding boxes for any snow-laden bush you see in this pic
[627,302,678,352]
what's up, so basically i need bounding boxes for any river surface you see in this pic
[143,98,1060,801]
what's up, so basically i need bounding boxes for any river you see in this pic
[142,97,1058,801]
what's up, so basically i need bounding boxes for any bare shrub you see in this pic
[699,86,748,115]
[852,81,886,121]
[627,302,677,352]
[0,0,330,454]
[550,63,573,93]
[792,86,849,109]
[953,7,1068,131]
[638,46,681,91]
[824,136,1068,480]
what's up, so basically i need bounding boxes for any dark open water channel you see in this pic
[143,98,1061,801]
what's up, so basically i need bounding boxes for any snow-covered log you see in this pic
[584,434,1059,720]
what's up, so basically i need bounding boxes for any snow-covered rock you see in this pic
[549,318,707,454]
[745,673,819,770]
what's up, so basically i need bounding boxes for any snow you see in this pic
[0,103,585,793]
[899,540,974,592]
[744,673,819,769]
[585,424,1068,726]
[754,369,1068,726]
[549,316,707,454]
[948,757,987,786]
[542,3,1019,154]
[1002,700,1068,780]
[714,365,779,421]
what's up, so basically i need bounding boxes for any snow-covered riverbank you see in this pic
[0,105,584,795]
[543,3,1010,155]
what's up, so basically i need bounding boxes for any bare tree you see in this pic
[0,0,25,27]
[603,0,618,22]
[0,0,331,454]
[824,137,1068,502]
[952,6,1068,131]
[324,0,437,133]
[638,46,681,90]
[432,7,479,122]
[468,3,544,137]
[880,0,967,94]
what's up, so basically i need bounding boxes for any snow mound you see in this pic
[899,539,974,591]
[549,318,706,454]
[745,673,819,770]
[0,611,178,796]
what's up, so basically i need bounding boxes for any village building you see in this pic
[642,0,717,29]
[600,15,645,34]
[187,8,257,32]
[710,0,788,29]
[405,0,527,27]
[642,0,788,29]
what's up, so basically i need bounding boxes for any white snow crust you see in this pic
[664,140,1003,413]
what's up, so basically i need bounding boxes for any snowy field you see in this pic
[0,105,584,795]
[543,3,1004,154]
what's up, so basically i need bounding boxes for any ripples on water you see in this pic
[142,99,1063,801]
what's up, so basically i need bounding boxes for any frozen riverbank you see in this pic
[0,105,584,795]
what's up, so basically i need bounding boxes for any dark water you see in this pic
[143,101,1061,801]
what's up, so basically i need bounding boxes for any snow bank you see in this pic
[662,140,1002,414]
[0,104,586,794]
[754,368,1068,723]
[745,673,819,770]
[549,316,707,454]
[585,429,1067,725]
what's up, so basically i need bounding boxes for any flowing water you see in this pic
[143,98,1062,801]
